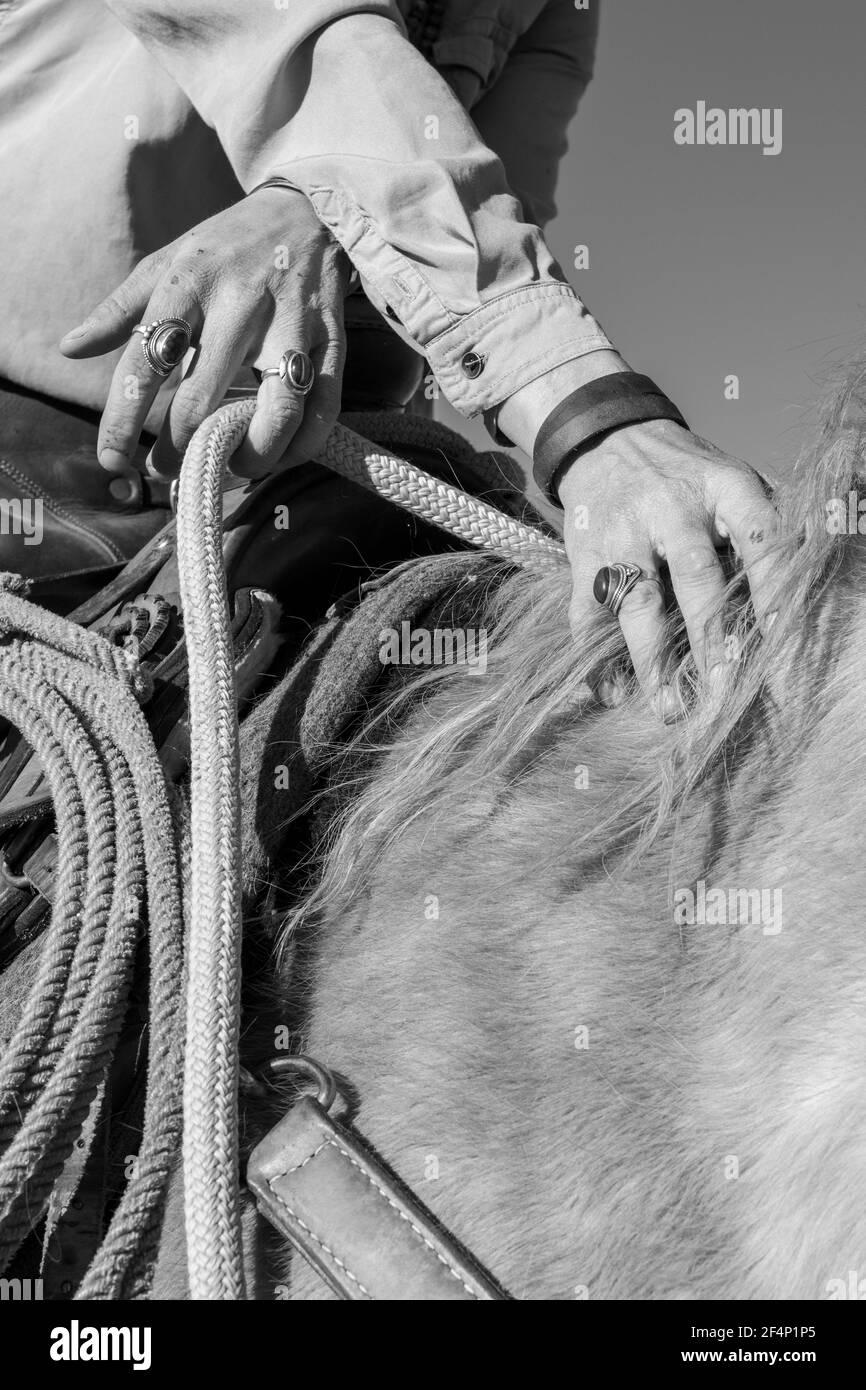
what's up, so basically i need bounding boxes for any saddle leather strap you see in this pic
[247,1096,509,1301]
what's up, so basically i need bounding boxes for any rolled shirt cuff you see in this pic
[423,281,614,416]
[273,175,613,418]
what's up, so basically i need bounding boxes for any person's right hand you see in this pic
[60,186,351,479]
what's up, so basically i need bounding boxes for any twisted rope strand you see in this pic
[0,598,182,1292]
[0,676,96,1129]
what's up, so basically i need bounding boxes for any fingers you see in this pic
[665,534,729,677]
[96,296,200,474]
[717,483,781,629]
[228,372,309,481]
[60,254,163,358]
[279,325,345,468]
[573,533,726,716]
[614,567,675,715]
[569,549,665,711]
[146,314,251,478]
[230,317,344,478]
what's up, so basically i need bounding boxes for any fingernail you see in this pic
[98,448,130,473]
[708,663,728,694]
[108,475,139,504]
[145,449,176,480]
[61,324,88,343]
[597,677,627,708]
[655,684,680,721]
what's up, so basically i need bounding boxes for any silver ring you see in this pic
[132,317,192,377]
[260,349,315,395]
[593,562,647,619]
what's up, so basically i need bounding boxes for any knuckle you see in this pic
[321,332,347,375]
[172,386,213,431]
[133,250,161,282]
[719,469,772,515]
[263,396,305,439]
[622,580,663,614]
[744,498,780,534]
[273,307,310,342]
[157,260,202,302]
[96,291,133,324]
[673,542,719,579]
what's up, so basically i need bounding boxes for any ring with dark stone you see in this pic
[260,350,315,396]
[134,318,193,377]
[593,562,645,619]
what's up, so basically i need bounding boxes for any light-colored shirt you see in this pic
[0,0,614,423]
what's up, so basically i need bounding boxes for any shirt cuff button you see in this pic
[461,350,485,378]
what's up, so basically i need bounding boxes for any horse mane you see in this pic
[283,353,866,943]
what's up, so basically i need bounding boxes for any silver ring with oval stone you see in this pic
[132,317,193,377]
[260,349,315,395]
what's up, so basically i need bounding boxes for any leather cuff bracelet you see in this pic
[532,372,688,505]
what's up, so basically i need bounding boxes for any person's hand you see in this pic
[558,418,780,716]
[59,187,350,479]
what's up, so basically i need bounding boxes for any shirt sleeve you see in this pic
[103,1,616,418]
[469,0,599,229]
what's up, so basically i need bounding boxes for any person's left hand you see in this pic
[558,417,780,716]
[60,186,351,479]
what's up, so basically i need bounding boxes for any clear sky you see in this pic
[440,0,866,486]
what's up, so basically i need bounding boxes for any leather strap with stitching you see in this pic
[247,1096,509,1301]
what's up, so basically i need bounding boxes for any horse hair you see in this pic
[286,352,866,939]
[275,354,866,1300]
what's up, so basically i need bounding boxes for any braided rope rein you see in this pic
[178,401,565,1299]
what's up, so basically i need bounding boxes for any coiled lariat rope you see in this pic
[0,586,185,1298]
[0,399,565,1300]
